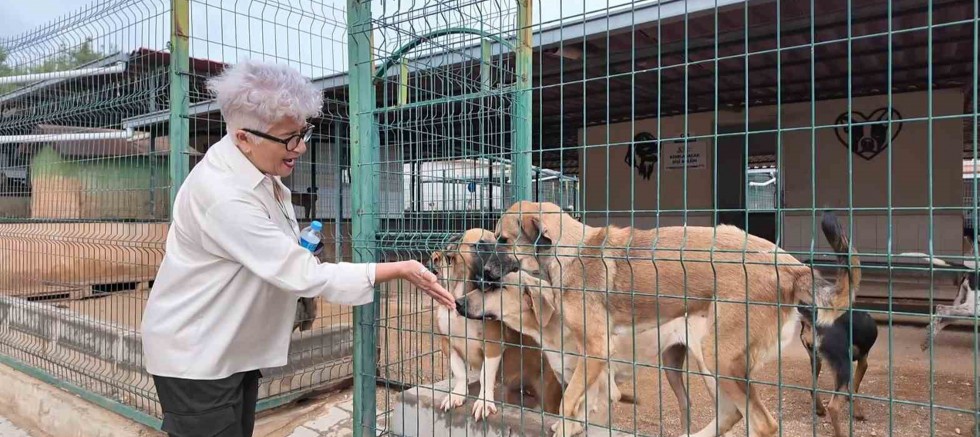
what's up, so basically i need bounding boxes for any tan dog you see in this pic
[429,228,563,419]
[482,201,860,437]
[456,269,714,433]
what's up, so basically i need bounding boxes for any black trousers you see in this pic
[152,370,261,437]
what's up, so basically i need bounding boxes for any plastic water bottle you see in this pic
[298,220,323,253]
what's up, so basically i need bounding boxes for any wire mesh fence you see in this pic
[346,1,980,437]
[0,0,172,424]
[1,0,979,436]
[0,0,360,427]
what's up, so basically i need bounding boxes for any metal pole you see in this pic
[511,0,533,204]
[169,0,190,210]
[334,119,343,263]
[150,128,157,218]
[0,131,134,144]
[347,1,378,436]
[0,62,126,85]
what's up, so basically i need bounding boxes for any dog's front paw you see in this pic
[439,390,466,411]
[471,397,498,421]
[814,403,827,417]
[551,418,584,437]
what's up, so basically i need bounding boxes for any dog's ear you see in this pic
[429,250,443,265]
[442,233,462,254]
[520,214,553,246]
[440,240,461,263]
[522,277,557,328]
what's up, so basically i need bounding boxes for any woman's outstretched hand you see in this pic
[376,260,455,310]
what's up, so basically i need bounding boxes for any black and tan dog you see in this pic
[798,307,877,437]
[792,215,877,437]
[428,228,564,419]
[480,202,860,437]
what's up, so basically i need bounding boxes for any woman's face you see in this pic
[233,117,310,177]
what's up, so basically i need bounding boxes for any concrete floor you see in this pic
[0,416,32,437]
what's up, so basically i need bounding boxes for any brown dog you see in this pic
[429,228,564,419]
[456,268,713,433]
[482,201,860,437]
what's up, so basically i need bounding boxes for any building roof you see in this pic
[121,0,977,139]
[0,47,227,106]
[6,0,977,171]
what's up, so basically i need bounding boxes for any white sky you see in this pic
[2,0,646,78]
[2,0,97,37]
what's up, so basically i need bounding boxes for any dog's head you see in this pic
[428,228,494,298]
[482,201,571,287]
[455,270,558,332]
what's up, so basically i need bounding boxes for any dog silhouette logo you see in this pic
[834,107,903,161]
[625,131,659,180]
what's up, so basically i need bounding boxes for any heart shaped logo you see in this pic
[834,107,903,161]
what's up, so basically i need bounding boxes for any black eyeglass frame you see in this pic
[242,123,315,151]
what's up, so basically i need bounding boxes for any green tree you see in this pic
[0,38,107,93]
[0,46,14,77]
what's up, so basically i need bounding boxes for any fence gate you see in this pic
[345,0,553,435]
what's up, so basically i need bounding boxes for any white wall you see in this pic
[578,89,966,258]
[778,89,964,259]
[579,112,716,228]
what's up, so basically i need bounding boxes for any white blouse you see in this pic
[141,135,375,379]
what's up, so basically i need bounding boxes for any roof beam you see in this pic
[535,0,966,82]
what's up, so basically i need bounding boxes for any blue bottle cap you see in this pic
[311,220,323,231]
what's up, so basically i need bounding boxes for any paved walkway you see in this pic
[0,416,32,437]
[285,397,354,437]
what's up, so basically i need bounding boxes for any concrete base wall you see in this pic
[0,360,163,437]
[0,294,355,419]
[391,380,633,437]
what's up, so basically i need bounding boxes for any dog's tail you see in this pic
[799,211,862,326]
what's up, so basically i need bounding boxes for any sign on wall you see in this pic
[664,135,706,171]
[834,107,904,161]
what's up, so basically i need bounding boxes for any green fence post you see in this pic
[511,0,533,203]
[348,1,378,437]
[168,0,190,208]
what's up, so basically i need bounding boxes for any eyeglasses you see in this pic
[243,123,315,151]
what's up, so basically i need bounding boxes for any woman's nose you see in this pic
[293,139,309,155]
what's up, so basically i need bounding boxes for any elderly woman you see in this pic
[140,60,454,437]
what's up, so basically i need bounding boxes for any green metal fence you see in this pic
[2,0,980,436]
[347,1,980,437]
[0,0,361,428]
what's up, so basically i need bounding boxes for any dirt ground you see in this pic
[373,294,979,437]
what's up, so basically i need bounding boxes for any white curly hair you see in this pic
[207,59,323,133]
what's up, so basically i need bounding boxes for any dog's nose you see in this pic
[480,268,500,289]
[425,261,438,275]
[455,298,467,316]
